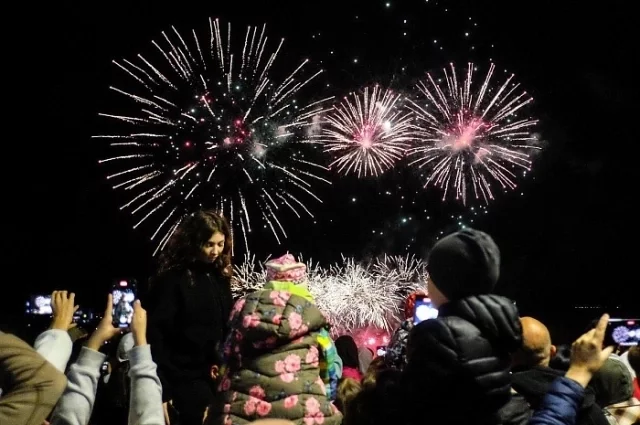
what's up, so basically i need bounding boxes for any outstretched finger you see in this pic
[594,313,610,343]
[104,294,113,318]
[68,292,76,305]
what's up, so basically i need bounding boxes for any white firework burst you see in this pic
[94,19,333,254]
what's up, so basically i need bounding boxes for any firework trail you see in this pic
[313,86,415,177]
[95,19,333,253]
[407,62,540,204]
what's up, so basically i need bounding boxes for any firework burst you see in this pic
[313,86,415,177]
[94,19,333,253]
[407,62,540,204]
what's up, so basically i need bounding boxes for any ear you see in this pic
[550,344,557,359]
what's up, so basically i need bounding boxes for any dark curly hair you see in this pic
[156,210,233,278]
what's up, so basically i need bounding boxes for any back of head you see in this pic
[336,378,361,414]
[362,356,386,389]
[335,335,360,369]
[426,228,500,301]
[514,317,554,368]
[589,355,633,406]
[347,369,402,425]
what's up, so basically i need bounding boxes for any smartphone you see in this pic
[413,296,438,325]
[606,318,639,347]
[376,345,387,357]
[26,295,53,316]
[111,280,136,328]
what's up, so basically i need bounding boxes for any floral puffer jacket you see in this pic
[206,282,342,425]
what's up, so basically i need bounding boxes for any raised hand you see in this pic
[50,290,79,331]
[86,294,123,351]
[130,300,147,346]
[566,313,615,387]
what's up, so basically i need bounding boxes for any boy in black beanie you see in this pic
[402,228,522,425]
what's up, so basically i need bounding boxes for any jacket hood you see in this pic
[438,294,522,354]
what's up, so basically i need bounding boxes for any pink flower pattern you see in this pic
[249,385,266,400]
[243,396,272,417]
[256,400,272,416]
[289,312,303,330]
[269,291,291,307]
[284,354,302,372]
[306,346,319,366]
[304,397,326,425]
[231,298,245,317]
[290,324,309,339]
[283,395,299,409]
[242,313,261,328]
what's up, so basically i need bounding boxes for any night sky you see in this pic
[4,0,635,328]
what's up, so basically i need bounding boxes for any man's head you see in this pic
[426,228,500,306]
[513,317,556,368]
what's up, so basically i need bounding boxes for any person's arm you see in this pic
[49,347,105,425]
[146,274,181,403]
[528,377,584,425]
[128,300,164,425]
[34,330,73,373]
[317,329,339,400]
[0,331,67,425]
[50,294,123,425]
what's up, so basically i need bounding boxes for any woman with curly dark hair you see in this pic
[145,210,234,425]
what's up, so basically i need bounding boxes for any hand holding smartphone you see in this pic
[111,280,137,328]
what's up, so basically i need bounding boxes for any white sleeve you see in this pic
[50,347,106,425]
[34,329,73,373]
[127,345,164,425]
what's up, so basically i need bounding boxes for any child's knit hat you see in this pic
[265,254,307,284]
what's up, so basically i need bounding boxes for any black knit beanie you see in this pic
[427,228,500,301]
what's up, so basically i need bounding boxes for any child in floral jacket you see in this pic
[206,254,342,425]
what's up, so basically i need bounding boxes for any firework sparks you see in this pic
[95,19,332,253]
[313,86,415,177]
[407,62,540,204]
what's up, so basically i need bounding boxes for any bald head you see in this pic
[515,317,556,368]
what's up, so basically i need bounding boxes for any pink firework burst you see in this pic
[315,86,415,177]
[408,63,540,204]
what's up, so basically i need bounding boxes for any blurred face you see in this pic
[202,231,225,262]
[427,276,448,308]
